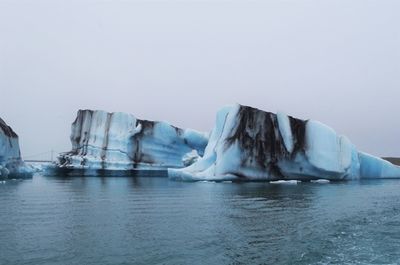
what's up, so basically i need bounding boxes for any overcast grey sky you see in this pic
[0,0,399,159]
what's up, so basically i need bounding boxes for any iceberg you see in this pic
[54,110,208,175]
[0,118,32,179]
[168,104,400,181]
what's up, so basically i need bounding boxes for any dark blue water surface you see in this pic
[1,174,400,265]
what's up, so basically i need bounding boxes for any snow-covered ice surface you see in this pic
[169,104,400,181]
[0,118,32,179]
[55,110,208,175]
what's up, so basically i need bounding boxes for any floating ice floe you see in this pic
[54,110,208,175]
[310,179,331,184]
[270,180,299,184]
[169,104,400,181]
[0,118,32,179]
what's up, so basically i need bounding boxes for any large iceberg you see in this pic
[0,118,32,179]
[169,104,400,181]
[55,110,208,175]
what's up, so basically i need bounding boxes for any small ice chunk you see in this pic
[270,180,299,184]
[310,179,330,183]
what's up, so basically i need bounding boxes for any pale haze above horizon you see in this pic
[1,0,399,159]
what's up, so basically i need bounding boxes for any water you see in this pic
[1,174,400,265]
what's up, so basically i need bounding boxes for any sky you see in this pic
[0,0,399,159]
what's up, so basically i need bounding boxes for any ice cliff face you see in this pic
[56,110,208,173]
[169,104,400,181]
[0,118,31,178]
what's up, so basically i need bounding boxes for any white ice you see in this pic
[57,110,209,172]
[0,118,32,178]
[169,104,400,181]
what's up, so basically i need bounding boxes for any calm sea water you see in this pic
[1,174,400,265]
